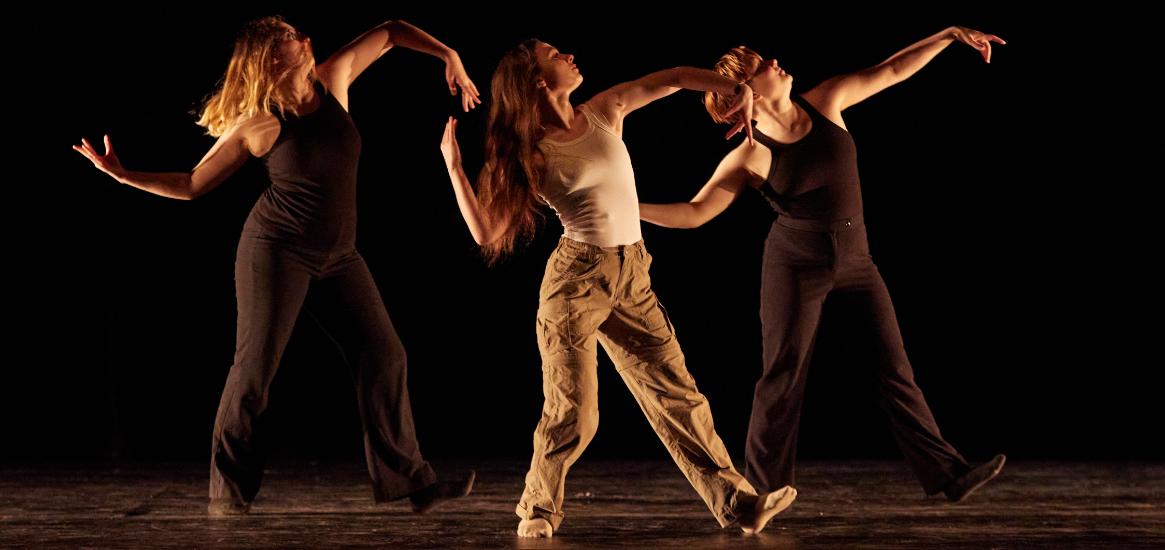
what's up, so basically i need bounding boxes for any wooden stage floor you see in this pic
[2,459,1162,549]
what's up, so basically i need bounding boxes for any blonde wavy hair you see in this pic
[704,46,763,124]
[196,16,316,137]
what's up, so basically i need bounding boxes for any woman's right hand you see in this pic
[724,83,755,145]
[73,135,126,182]
[440,117,462,168]
[948,26,1005,63]
[440,116,505,246]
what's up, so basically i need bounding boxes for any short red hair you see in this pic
[703,46,763,124]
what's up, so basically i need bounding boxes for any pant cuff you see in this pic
[515,501,565,530]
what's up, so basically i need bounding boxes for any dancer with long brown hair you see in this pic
[74,15,479,516]
[640,26,1007,502]
[440,39,795,538]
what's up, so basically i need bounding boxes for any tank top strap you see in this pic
[793,94,849,134]
[791,95,824,121]
[579,103,618,138]
[751,123,785,150]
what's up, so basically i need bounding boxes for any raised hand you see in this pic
[950,27,1006,63]
[440,117,462,168]
[445,52,481,112]
[73,135,126,182]
[724,83,755,145]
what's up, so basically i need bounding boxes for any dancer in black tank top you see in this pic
[74,15,480,516]
[641,27,1007,503]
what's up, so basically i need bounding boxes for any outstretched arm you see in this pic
[806,26,1005,115]
[317,20,481,111]
[440,117,510,245]
[71,116,275,200]
[640,143,762,228]
[588,67,755,142]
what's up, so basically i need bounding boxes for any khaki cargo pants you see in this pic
[516,237,756,529]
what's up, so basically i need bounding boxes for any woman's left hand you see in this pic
[724,83,755,145]
[445,52,481,111]
[950,27,1006,63]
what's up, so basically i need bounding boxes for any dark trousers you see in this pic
[746,214,969,495]
[210,235,437,504]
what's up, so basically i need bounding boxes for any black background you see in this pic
[7,3,1159,464]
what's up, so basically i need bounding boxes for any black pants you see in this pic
[210,235,437,504]
[746,214,969,495]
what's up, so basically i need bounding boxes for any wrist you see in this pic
[110,167,131,184]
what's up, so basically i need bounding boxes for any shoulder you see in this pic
[722,139,771,185]
[228,112,282,157]
[800,86,833,112]
[800,87,847,130]
[580,98,621,135]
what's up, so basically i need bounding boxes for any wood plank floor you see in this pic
[2,460,1162,549]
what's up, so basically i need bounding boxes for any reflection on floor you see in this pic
[2,459,1162,549]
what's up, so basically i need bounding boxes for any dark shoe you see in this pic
[944,454,1006,503]
[207,498,251,517]
[409,470,475,513]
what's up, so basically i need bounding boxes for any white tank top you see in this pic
[539,103,643,247]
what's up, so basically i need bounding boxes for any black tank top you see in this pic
[243,81,362,251]
[753,95,863,222]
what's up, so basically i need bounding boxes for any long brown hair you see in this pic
[477,39,547,265]
[196,16,317,137]
[704,46,762,124]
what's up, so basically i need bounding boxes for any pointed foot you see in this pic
[944,454,1006,503]
[207,498,250,517]
[409,470,475,513]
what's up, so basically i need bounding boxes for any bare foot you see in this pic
[517,518,553,538]
[739,486,797,534]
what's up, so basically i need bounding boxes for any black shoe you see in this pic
[944,454,1006,503]
[207,498,251,517]
[408,470,475,513]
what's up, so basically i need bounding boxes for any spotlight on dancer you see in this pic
[440,39,796,537]
[74,15,480,516]
[640,26,1007,503]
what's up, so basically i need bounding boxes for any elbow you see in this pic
[673,217,707,229]
[377,20,404,45]
[474,231,501,246]
[469,227,497,246]
[663,67,698,90]
[684,204,714,229]
[379,19,411,38]
[183,174,205,200]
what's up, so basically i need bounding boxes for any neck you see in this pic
[754,95,799,128]
[289,75,315,105]
[538,88,576,132]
